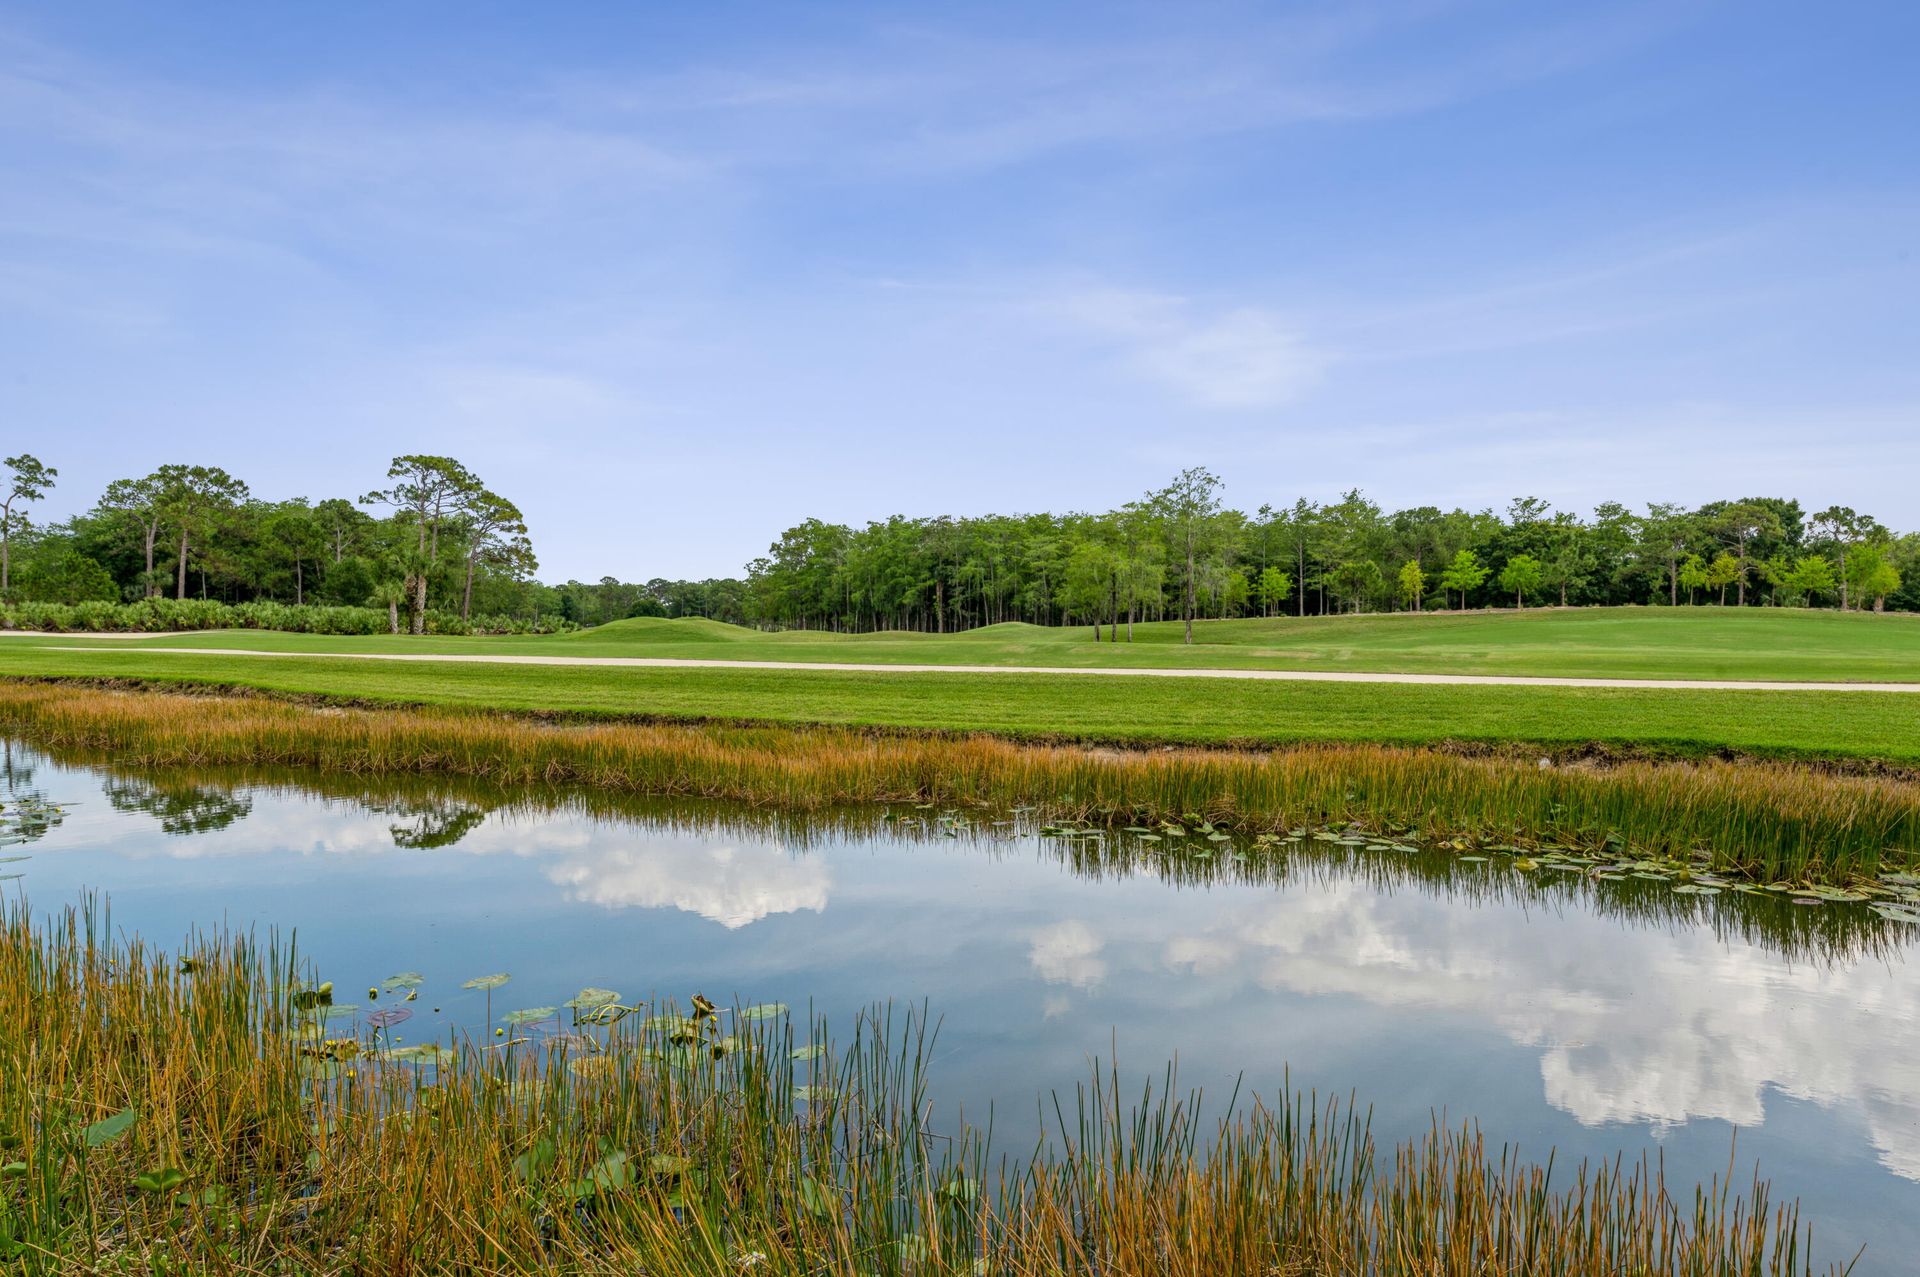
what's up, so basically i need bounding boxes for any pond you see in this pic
[2,740,1915,1271]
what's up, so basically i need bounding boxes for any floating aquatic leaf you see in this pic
[1671,885,1720,896]
[737,1003,788,1021]
[132,1166,189,1194]
[1872,903,1920,924]
[513,1137,555,1183]
[792,1085,826,1104]
[290,982,335,1010]
[565,987,622,1010]
[463,973,511,991]
[501,1006,558,1027]
[1457,856,1488,864]
[367,1008,413,1030]
[84,1107,137,1148]
[566,1151,632,1201]
[381,971,425,991]
[790,1043,825,1062]
[383,1044,454,1067]
[798,1175,836,1219]
[937,1175,980,1205]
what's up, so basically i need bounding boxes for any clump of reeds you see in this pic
[0,680,1915,883]
[0,902,1848,1274]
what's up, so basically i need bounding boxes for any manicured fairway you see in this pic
[9,607,1920,682]
[2,642,1918,763]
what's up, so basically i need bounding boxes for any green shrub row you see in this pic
[0,598,576,636]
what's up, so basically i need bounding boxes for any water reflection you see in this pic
[23,748,1910,966]
[1155,878,1920,1177]
[6,742,1918,1269]
[102,775,254,835]
[364,796,487,849]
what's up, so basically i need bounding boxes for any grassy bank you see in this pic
[18,606,1920,682]
[4,645,1920,765]
[2,682,1915,885]
[0,901,1842,1275]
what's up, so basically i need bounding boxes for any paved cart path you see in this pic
[28,643,1920,693]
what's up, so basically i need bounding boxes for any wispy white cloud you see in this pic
[1047,287,1326,409]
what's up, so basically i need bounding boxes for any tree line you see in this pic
[1,453,544,633]
[731,470,1915,639]
[5,456,1915,638]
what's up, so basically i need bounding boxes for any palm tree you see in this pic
[368,580,407,635]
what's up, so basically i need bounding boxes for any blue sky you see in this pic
[4,1,1916,580]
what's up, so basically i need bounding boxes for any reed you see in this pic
[0,681,1915,884]
[0,902,1847,1275]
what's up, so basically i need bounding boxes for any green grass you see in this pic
[2,642,1920,763]
[13,606,1920,682]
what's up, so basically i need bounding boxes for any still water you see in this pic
[3,742,1915,1270]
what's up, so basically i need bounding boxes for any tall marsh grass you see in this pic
[0,681,1915,883]
[0,901,1846,1274]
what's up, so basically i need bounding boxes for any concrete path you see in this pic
[35,644,1920,693]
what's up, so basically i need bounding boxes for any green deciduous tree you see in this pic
[1396,560,1426,611]
[1255,566,1294,616]
[1498,554,1544,607]
[1706,552,1741,605]
[1677,553,1708,604]
[1438,549,1490,610]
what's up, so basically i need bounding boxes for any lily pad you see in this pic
[84,1107,137,1148]
[462,973,511,991]
[564,987,622,1010]
[367,1008,413,1030]
[381,971,425,992]
[500,1006,558,1027]
[736,1003,788,1021]
[1671,885,1720,896]
[384,1044,455,1067]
